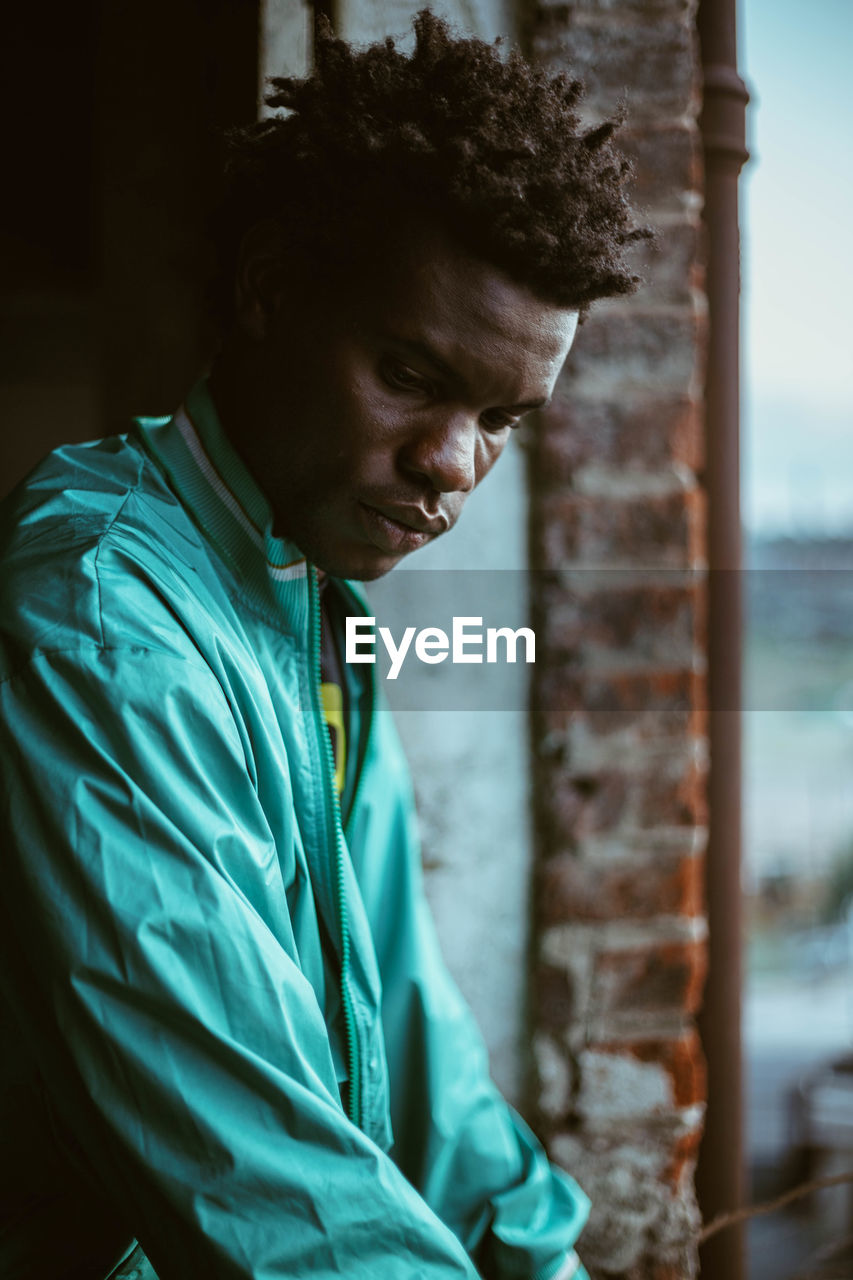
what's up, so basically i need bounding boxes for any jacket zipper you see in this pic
[339,583,376,848]
[309,566,361,1128]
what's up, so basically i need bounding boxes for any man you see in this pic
[0,12,644,1279]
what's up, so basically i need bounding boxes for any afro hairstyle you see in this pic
[216,9,648,318]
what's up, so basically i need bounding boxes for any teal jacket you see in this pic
[0,381,589,1280]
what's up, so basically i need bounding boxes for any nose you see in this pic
[399,412,477,495]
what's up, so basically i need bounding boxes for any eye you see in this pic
[381,358,432,395]
[480,409,521,432]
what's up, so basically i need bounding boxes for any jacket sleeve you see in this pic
[353,708,590,1280]
[0,645,483,1280]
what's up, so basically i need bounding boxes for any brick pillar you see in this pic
[527,3,708,1277]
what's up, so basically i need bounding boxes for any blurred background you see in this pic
[741,0,853,1274]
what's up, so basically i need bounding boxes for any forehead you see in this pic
[349,225,578,399]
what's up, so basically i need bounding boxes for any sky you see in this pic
[740,0,853,534]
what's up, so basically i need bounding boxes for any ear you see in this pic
[233,220,289,342]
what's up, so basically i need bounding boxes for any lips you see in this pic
[370,502,448,536]
[357,502,445,555]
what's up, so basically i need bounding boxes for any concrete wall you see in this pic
[368,440,532,1103]
[260,0,311,96]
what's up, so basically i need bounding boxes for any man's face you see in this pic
[231,225,579,580]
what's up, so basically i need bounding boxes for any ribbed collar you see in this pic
[133,376,313,633]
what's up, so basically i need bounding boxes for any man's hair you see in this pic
[217,9,647,316]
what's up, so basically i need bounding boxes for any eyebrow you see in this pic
[393,337,551,412]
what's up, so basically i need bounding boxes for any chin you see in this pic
[312,544,405,582]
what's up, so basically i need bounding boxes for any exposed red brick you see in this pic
[593,1030,707,1109]
[544,764,631,838]
[623,217,705,304]
[564,307,704,392]
[576,669,706,738]
[539,849,705,926]
[538,580,701,665]
[619,124,703,212]
[536,0,696,15]
[593,939,707,1015]
[538,741,707,842]
[665,1125,704,1191]
[637,752,708,828]
[534,669,704,735]
[535,963,583,1032]
[679,852,705,917]
[535,392,704,479]
[535,488,705,570]
[533,21,698,120]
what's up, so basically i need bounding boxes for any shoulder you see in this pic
[0,433,229,678]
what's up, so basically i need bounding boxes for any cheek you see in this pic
[474,433,510,485]
[326,360,402,452]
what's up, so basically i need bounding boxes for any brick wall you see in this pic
[527,2,708,1277]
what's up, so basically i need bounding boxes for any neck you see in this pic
[208,338,279,527]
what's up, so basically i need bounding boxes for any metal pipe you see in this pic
[695,1,750,1276]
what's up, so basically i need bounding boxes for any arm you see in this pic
[0,646,481,1280]
[351,708,590,1280]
